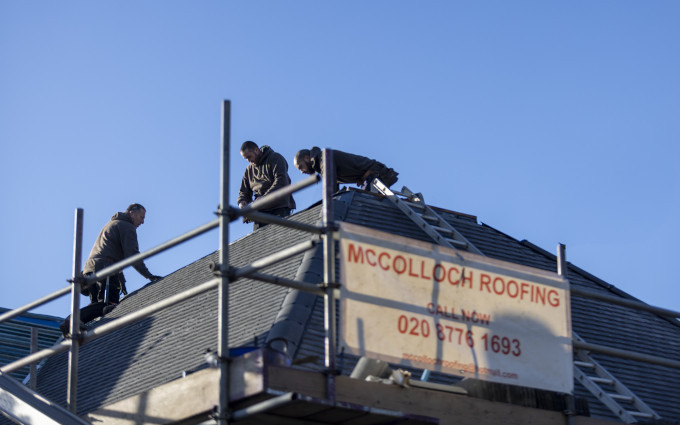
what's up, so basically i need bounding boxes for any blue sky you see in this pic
[1,1,678,319]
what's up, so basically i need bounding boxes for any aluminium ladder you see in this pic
[573,332,660,423]
[371,179,483,255]
[371,178,483,384]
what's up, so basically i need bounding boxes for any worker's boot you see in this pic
[59,320,87,338]
[59,320,69,337]
[102,303,117,315]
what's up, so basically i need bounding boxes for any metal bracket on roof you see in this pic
[322,281,342,290]
[215,205,240,221]
[322,222,340,233]
[208,262,237,281]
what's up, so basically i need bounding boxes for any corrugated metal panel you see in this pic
[0,309,62,382]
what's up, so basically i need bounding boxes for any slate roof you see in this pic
[28,188,680,423]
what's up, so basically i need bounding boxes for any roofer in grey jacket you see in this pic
[294,146,399,189]
[60,203,161,337]
[238,141,296,230]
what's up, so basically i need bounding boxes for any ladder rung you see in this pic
[574,361,594,368]
[403,200,425,209]
[380,184,483,256]
[446,239,468,248]
[608,394,634,402]
[628,412,654,419]
[431,225,454,235]
[590,377,614,385]
[421,214,439,222]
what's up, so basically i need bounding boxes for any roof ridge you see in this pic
[519,240,680,329]
[0,307,64,324]
[519,239,634,297]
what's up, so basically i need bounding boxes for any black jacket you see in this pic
[238,145,296,210]
[309,146,398,187]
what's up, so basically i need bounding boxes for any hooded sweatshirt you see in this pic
[237,145,296,210]
[82,212,153,282]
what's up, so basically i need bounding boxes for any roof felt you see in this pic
[29,188,680,423]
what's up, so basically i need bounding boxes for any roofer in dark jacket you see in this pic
[294,146,399,189]
[238,141,296,230]
[60,203,162,337]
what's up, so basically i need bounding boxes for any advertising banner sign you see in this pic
[339,223,572,393]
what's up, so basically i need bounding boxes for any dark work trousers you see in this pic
[253,207,292,231]
[81,273,122,322]
[61,273,121,332]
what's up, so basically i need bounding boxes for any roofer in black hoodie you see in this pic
[294,146,399,190]
[60,203,162,337]
[238,141,296,230]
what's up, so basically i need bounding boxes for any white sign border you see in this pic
[338,222,573,394]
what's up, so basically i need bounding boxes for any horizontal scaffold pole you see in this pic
[0,340,71,375]
[86,219,220,285]
[247,272,325,296]
[81,278,220,344]
[570,287,680,318]
[573,340,680,370]
[235,174,320,220]
[0,278,221,374]
[231,239,319,280]
[239,210,323,234]
[0,286,71,325]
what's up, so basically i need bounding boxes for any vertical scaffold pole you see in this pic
[217,100,231,425]
[322,149,337,402]
[557,243,576,423]
[29,328,38,390]
[557,243,567,278]
[67,208,83,413]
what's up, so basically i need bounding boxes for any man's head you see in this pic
[294,149,313,174]
[126,203,146,228]
[240,141,262,164]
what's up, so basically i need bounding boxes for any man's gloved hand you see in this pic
[239,202,252,223]
[361,174,376,190]
[149,275,163,282]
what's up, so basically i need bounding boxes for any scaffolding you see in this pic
[0,100,679,424]
[0,100,336,425]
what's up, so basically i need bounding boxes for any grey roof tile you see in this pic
[26,189,680,423]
